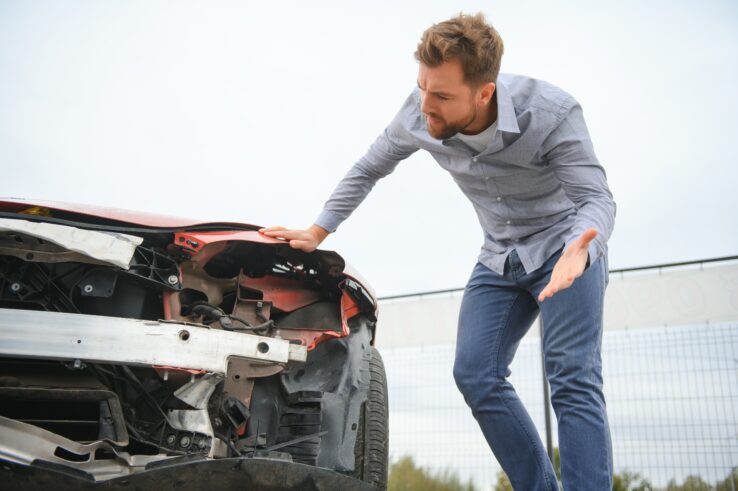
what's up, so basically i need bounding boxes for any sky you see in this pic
[1,0,737,296]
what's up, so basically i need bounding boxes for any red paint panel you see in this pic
[173,230,285,249]
[239,275,323,312]
[0,198,225,228]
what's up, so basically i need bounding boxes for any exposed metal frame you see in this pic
[0,415,170,481]
[0,217,143,269]
[0,308,307,372]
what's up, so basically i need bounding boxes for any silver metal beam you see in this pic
[0,308,307,372]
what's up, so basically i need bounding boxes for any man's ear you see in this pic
[479,82,496,105]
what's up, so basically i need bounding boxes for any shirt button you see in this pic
[472,157,478,162]
[506,220,511,225]
[496,196,502,201]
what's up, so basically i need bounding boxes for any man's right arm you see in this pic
[260,93,420,251]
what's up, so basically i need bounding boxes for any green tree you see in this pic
[665,475,712,491]
[716,467,738,491]
[494,448,654,491]
[612,470,654,491]
[388,456,477,491]
[493,470,513,491]
[494,448,560,491]
[493,449,559,491]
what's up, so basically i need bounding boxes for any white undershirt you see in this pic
[455,120,498,154]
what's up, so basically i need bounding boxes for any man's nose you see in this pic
[420,94,432,115]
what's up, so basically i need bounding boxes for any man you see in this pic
[261,12,615,490]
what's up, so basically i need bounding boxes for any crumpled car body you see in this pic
[0,198,388,490]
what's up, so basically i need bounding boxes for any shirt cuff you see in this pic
[314,210,343,234]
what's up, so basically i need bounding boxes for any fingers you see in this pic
[538,264,577,302]
[260,228,306,240]
[262,229,310,240]
[539,231,596,302]
[538,275,575,302]
[538,287,553,302]
[289,240,317,253]
[577,228,598,249]
[259,226,287,233]
[258,226,319,252]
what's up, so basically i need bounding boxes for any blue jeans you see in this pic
[453,249,613,490]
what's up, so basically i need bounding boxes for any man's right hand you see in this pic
[258,224,329,253]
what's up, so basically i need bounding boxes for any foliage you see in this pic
[493,448,560,491]
[715,468,738,491]
[492,447,663,491]
[493,471,513,491]
[612,470,654,491]
[665,475,712,491]
[388,456,477,491]
[398,451,737,491]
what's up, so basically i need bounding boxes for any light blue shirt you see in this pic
[316,73,616,275]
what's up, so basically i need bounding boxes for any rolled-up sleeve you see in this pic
[315,96,420,232]
[542,102,616,262]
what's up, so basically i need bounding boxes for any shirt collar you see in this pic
[495,78,520,134]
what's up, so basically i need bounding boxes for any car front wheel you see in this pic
[353,346,389,489]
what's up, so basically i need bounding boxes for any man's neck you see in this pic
[460,91,498,136]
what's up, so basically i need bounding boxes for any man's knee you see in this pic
[453,359,506,411]
[546,356,605,414]
[452,357,473,395]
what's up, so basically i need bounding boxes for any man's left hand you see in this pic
[538,228,598,302]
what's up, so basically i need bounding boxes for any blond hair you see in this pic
[414,13,504,86]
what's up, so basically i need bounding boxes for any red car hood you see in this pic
[0,197,377,303]
[0,197,256,229]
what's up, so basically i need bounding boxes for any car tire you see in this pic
[353,346,389,489]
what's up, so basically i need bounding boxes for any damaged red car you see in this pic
[0,198,388,490]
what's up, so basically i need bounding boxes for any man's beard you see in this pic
[425,106,477,140]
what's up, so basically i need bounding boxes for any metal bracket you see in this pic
[223,358,283,408]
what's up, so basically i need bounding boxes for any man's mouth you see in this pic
[426,114,443,125]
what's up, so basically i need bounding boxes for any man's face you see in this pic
[417,59,481,140]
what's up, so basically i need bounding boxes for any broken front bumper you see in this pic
[0,456,375,491]
[0,308,307,371]
[0,307,310,480]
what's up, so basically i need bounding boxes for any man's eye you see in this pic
[437,95,449,101]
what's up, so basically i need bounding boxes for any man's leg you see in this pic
[454,260,559,491]
[533,254,613,490]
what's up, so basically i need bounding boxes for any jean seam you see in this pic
[493,291,555,491]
